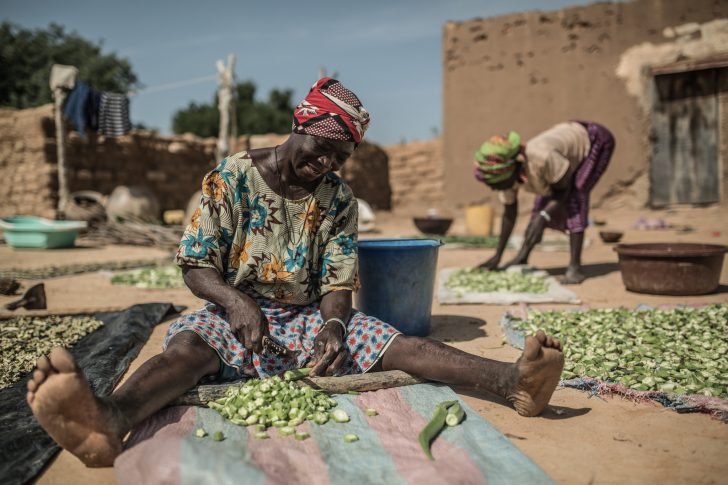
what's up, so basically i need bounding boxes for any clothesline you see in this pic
[128,74,218,96]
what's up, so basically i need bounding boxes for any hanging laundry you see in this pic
[62,81,92,138]
[86,88,101,132]
[98,92,132,137]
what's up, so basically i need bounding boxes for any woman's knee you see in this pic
[165,331,220,374]
[381,335,420,359]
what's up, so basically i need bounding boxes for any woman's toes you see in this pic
[27,391,35,404]
[33,369,47,385]
[49,347,77,373]
[28,379,38,392]
[36,355,51,373]
[535,330,547,343]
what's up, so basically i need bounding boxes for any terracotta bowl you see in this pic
[614,243,727,295]
[599,231,623,243]
[413,217,453,235]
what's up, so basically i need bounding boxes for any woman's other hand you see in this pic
[309,321,347,377]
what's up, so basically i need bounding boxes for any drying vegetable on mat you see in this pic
[26,77,564,468]
[506,306,728,398]
[110,265,184,289]
[446,268,549,295]
[1,315,103,389]
[473,121,615,284]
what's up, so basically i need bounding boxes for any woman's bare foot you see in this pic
[26,347,124,467]
[507,330,564,417]
[561,265,586,284]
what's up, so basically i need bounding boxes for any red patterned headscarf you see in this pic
[292,77,370,144]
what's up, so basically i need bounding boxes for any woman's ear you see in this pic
[515,150,526,163]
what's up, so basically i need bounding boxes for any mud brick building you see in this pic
[443,0,728,209]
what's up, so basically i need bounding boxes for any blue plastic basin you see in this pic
[0,216,87,249]
[355,238,442,336]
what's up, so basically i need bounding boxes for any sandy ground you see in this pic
[2,205,727,485]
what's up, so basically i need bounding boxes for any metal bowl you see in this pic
[599,231,623,243]
[413,217,453,235]
[614,243,727,295]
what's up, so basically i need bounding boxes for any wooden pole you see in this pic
[53,87,69,216]
[215,54,236,162]
[228,54,238,155]
[171,370,426,407]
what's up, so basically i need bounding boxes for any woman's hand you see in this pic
[181,267,269,353]
[310,321,347,377]
[227,297,268,354]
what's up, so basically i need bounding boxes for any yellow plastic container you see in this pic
[163,210,186,225]
[465,204,493,237]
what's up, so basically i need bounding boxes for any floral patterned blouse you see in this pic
[175,151,358,305]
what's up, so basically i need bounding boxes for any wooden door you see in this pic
[650,69,721,207]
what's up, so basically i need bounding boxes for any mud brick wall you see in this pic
[0,105,57,219]
[0,105,220,218]
[63,131,217,214]
[0,104,414,218]
[443,0,728,208]
[385,138,444,210]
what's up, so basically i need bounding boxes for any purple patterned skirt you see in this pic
[532,121,615,233]
[164,288,400,380]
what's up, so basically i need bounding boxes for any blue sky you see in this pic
[3,0,595,145]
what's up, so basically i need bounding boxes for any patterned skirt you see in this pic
[164,289,401,380]
[532,121,615,233]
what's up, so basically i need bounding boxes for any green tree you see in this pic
[172,80,295,136]
[0,22,139,108]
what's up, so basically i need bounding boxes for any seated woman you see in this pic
[474,121,615,283]
[26,78,564,467]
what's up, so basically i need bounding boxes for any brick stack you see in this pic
[339,141,392,210]
[385,138,444,210]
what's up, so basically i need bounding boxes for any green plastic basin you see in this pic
[0,216,87,249]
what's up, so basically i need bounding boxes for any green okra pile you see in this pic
[0,315,103,389]
[206,371,359,440]
[446,268,549,294]
[110,265,184,289]
[510,305,728,397]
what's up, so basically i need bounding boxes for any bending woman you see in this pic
[474,121,615,283]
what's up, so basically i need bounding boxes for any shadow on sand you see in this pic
[453,386,591,421]
[429,314,487,343]
[543,262,620,279]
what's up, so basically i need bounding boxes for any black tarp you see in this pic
[0,303,181,485]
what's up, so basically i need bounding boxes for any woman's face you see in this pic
[291,135,356,181]
[487,168,519,191]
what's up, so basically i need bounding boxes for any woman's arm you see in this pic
[502,172,572,267]
[479,201,517,270]
[182,266,267,353]
[319,289,352,332]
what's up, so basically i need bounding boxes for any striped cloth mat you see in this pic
[115,384,552,484]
